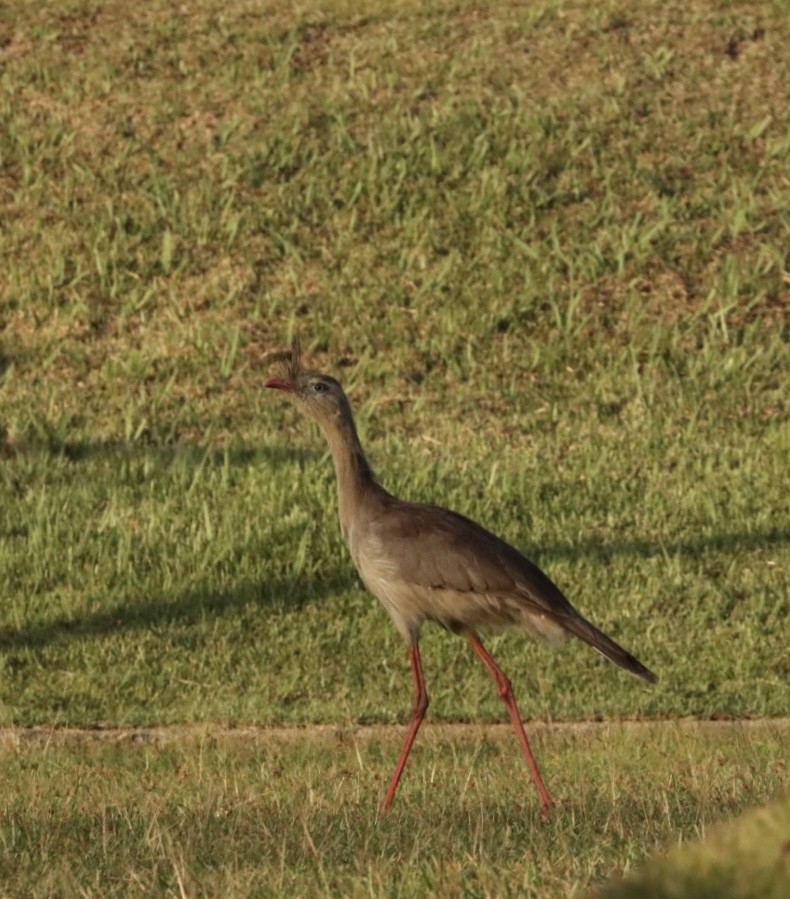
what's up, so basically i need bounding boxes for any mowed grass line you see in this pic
[1,720,787,897]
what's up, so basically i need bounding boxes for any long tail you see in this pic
[561,614,657,683]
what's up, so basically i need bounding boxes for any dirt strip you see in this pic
[1,717,788,747]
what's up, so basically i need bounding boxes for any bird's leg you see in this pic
[380,643,429,813]
[466,633,554,816]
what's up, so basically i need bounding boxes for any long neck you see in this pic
[318,405,385,542]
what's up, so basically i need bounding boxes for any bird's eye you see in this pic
[312,381,328,394]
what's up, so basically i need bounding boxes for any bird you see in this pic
[265,342,656,814]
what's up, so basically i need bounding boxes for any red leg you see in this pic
[381,643,429,813]
[466,633,554,815]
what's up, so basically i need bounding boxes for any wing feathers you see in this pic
[377,501,573,615]
[364,499,656,683]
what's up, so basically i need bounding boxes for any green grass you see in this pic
[1,720,787,897]
[1,0,789,894]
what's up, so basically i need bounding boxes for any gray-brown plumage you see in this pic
[266,342,656,813]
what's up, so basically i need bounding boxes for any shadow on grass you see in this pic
[533,527,790,564]
[15,435,318,469]
[0,573,356,653]
[4,527,786,655]
[5,435,788,656]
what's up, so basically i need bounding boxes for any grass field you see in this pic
[1,720,788,897]
[1,0,789,895]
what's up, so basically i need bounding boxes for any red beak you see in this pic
[265,377,296,392]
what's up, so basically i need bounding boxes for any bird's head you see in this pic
[264,340,351,427]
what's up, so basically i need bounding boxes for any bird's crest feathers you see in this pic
[263,337,311,385]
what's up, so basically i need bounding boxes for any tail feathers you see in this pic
[561,614,657,684]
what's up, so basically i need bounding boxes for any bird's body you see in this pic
[266,349,656,813]
[349,491,610,646]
